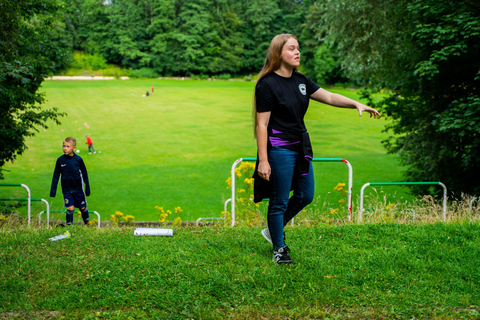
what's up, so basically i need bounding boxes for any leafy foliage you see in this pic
[56,0,315,76]
[319,0,480,196]
[0,0,67,179]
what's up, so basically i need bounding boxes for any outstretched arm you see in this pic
[310,88,381,118]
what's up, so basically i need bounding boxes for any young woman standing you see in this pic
[254,34,381,264]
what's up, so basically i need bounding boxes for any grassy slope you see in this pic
[2,80,409,222]
[1,224,479,319]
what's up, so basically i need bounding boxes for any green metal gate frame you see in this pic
[226,157,353,227]
[0,183,31,226]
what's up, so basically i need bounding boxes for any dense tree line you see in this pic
[319,0,480,196]
[56,0,323,77]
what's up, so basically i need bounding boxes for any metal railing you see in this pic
[359,182,447,222]
[227,157,353,227]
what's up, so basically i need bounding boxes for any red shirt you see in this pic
[86,136,93,145]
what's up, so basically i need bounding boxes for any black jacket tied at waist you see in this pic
[253,131,313,203]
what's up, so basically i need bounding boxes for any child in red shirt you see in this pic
[85,134,96,154]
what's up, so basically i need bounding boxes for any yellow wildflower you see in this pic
[330,208,339,214]
[173,216,182,226]
[123,215,135,223]
[244,177,254,186]
[386,203,395,210]
[226,177,232,188]
[338,199,346,204]
[235,167,242,178]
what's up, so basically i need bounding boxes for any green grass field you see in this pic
[2,79,410,223]
[1,223,479,319]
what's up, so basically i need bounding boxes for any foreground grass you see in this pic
[2,79,406,222]
[1,223,479,319]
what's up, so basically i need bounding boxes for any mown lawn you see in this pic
[1,223,479,319]
[2,79,407,223]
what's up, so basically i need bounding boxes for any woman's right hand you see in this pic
[257,160,271,181]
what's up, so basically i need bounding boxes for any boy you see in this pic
[50,137,91,225]
[85,134,96,154]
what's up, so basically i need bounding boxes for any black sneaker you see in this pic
[273,246,293,265]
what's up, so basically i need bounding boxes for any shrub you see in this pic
[110,211,135,226]
[156,206,183,226]
[129,68,160,79]
[68,51,107,70]
[217,73,231,80]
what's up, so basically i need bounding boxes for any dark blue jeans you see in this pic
[267,146,314,250]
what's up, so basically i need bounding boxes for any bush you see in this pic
[129,68,160,79]
[68,51,107,70]
[217,73,231,80]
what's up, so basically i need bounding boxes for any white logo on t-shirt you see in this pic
[299,84,307,95]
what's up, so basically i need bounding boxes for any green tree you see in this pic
[202,1,243,75]
[299,1,349,86]
[148,0,177,74]
[106,0,154,68]
[166,0,213,75]
[319,0,480,196]
[0,0,67,179]
[53,0,318,76]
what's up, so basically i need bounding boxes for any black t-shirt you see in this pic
[255,71,320,143]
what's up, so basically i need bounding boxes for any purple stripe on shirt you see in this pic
[269,136,300,147]
[270,129,300,147]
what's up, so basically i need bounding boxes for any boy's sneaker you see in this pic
[261,228,290,252]
[273,247,293,265]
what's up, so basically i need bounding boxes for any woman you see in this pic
[254,34,380,264]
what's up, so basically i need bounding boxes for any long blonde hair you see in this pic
[253,33,298,138]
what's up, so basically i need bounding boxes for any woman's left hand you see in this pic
[357,104,381,118]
